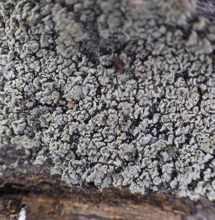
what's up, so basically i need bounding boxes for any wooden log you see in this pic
[0,172,215,220]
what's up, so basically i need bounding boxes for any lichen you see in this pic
[0,0,215,201]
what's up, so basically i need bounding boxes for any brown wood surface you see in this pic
[0,172,214,220]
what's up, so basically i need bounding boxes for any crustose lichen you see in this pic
[0,0,215,201]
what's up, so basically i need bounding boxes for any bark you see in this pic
[0,172,215,220]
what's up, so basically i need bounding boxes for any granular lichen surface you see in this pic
[0,0,215,201]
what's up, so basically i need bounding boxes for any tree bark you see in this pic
[0,172,215,220]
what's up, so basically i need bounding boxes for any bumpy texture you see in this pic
[0,0,215,201]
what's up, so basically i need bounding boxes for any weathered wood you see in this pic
[0,172,214,220]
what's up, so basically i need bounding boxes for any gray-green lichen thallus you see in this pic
[0,0,215,201]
